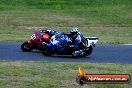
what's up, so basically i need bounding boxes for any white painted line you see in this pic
[120,44,132,45]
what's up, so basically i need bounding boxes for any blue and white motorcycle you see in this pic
[42,32,98,57]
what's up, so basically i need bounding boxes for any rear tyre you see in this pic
[21,42,33,52]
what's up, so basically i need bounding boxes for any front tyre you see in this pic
[83,46,93,57]
[42,48,54,56]
[21,42,33,52]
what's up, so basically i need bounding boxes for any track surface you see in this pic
[0,42,132,64]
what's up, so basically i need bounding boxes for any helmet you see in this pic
[70,27,78,37]
[70,27,78,33]
[43,29,52,34]
[46,29,56,35]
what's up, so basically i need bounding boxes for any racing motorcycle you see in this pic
[21,30,53,52]
[41,32,98,57]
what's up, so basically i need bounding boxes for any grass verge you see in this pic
[0,0,131,44]
[0,27,132,44]
[0,61,131,88]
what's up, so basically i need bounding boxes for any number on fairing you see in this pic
[31,34,36,40]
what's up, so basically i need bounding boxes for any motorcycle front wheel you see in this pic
[42,48,54,56]
[21,42,33,52]
[83,46,93,57]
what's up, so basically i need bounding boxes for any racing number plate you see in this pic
[31,34,36,40]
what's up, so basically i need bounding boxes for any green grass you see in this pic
[0,61,132,88]
[0,0,132,26]
[0,27,132,44]
[0,0,132,44]
[0,61,131,88]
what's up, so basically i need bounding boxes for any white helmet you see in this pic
[70,27,78,33]
[70,27,79,37]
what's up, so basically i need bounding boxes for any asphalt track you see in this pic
[0,42,132,64]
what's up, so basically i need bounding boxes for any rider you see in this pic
[68,27,80,44]
[66,27,85,50]
[40,28,56,37]
[39,28,57,43]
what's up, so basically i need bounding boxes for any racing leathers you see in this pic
[65,32,85,50]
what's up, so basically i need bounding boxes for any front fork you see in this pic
[27,40,34,49]
[27,40,33,44]
[28,40,44,50]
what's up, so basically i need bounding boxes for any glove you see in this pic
[69,45,75,48]
[42,42,48,46]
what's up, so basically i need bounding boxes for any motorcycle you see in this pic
[42,32,98,57]
[21,31,51,52]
